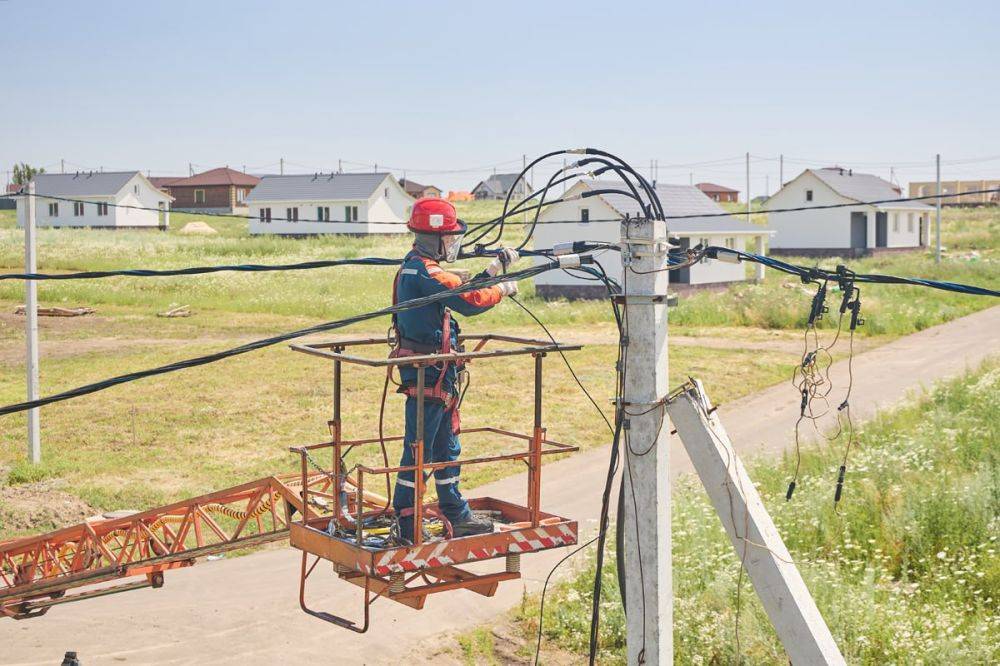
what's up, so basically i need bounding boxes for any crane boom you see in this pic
[0,473,327,619]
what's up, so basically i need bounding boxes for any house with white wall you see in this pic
[532,180,774,299]
[246,173,413,235]
[16,172,172,229]
[766,167,932,256]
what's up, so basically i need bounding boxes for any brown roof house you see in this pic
[695,182,739,203]
[398,178,442,199]
[159,167,260,213]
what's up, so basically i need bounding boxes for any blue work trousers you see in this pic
[392,396,471,531]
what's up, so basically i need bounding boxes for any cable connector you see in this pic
[713,248,742,264]
[552,240,594,256]
[557,254,582,269]
[567,148,587,155]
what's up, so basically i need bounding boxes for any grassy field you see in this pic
[0,204,997,540]
[464,361,1000,664]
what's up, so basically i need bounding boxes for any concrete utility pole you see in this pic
[936,154,942,263]
[667,383,845,665]
[745,152,751,222]
[779,154,784,187]
[60,159,64,174]
[620,215,671,664]
[188,162,193,176]
[338,159,342,174]
[280,158,285,176]
[24,181,41,464]
[689,171,693,186]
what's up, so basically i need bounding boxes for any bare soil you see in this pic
[0,477,98,537]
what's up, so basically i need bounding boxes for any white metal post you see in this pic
[24,181,41,463]
[935,153,942,263]
[667,382,845,665]
[620,216,671,664]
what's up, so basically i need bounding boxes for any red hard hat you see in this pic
[408,197,467,235]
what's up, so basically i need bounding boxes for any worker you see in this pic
[390,197,519,541]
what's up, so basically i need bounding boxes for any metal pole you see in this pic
[24,181,41,463]
[779,154,783,188]
[745,152,751,222]
[621,215,671,664]
[935,153,942,263]
[280,158,284,176]
[60,159,64,174]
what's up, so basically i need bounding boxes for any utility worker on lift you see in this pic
[391,198,520,540]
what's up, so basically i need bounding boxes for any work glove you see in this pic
[486,247,520,276]
[498,281,519,297]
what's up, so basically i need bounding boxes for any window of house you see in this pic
[73,202,85,216]
[805,190,813,202]
[892,213,899,233]
[580,208,589,223]
[194,189,206,204]
[260,207,272,223]
[345,205,358,222]
[236,189,246,203]
[134,185,139,195]
[907,213,914,233]
[384,188,389,198]
[48,202,59,217]
[318,206,330,221]
[724,237,737,249]
[286,207,299,222]
[97,202,108,216]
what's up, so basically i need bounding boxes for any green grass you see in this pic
[0,203,996,539]
[513,360,1000,664]
[0,206,996,333]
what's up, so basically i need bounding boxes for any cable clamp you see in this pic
[713,248,742,264]
[611,293,668,304]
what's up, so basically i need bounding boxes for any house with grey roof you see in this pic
[16,171,172,229]
[246,172,414,235]
[531,180,774,299]
[766,167,933,256]
[471,173,532,200]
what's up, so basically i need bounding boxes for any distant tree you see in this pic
[12,163,45,185]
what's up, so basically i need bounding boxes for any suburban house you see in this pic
[398,178,442,199]
[149,176,181,192]
[696,182,739,203]
[16,172,172,229]
[908,178,1000,206]
[1,183,18,210]
[246,172,413,235]
[156,167,260,214]
[532,180,774,299]
[447,191,474,202]
[472,174,532,200]
[766,167,933,256]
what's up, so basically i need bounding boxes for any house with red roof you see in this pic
[695,182,739,203]
[158,167,260,214]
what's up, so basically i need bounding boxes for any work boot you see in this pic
[451,513,494,537]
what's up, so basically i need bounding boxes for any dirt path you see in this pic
[3,305,998,666]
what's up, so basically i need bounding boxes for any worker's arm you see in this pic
[418,263,506,316]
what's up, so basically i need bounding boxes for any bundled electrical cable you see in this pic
[0,259,568,417]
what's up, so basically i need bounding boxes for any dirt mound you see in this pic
[0,478,97,536]
[179,221,217,235]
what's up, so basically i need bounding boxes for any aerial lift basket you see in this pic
[287,334,581,632]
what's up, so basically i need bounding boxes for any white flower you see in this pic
[936,551,947,560]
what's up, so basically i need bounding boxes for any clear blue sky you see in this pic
[2,0,998,196]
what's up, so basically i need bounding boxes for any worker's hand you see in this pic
[498,280,519,297]
[486,247,520,276]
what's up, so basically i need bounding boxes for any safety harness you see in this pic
[389,260,466,433]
